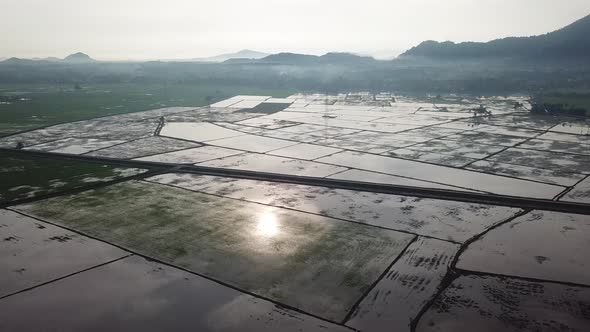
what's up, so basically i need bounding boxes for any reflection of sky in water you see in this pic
[256,211,279,238]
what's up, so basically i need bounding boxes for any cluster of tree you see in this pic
[2,57,589,95]
[531,93,590,116]
[0,95,24,103]
[531,102,588,116]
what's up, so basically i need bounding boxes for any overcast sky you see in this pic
[2,0,590,60]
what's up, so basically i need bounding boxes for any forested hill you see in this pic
[401,14,590,60]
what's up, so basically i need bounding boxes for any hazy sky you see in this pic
[2,0,590,60]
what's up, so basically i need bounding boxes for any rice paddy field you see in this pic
[0,151,149,204]
[1,92,590,331]
[0,84,293,135]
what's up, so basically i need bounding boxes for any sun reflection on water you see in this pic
[256,212,279,237]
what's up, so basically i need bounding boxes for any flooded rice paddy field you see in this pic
[1,93,590,331]
[146,173,519,243]
[416,274,590,332]
[3,94,589,199]
[14,180,413,321]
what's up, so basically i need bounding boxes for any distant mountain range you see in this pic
[179,49,270,62]
[270,52,376,64]
[1,50,270,64]
[1,50,379,66]
[3,14,590,66]
[2,52,95,64]
[225,52,379,65]
[401,14,590,60]
[31,57,61,61]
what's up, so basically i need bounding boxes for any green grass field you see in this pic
[540,94,590,109]
[0,84,294,136]
[534,92,590,116]
[0,151,150,204]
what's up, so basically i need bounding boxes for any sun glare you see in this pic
[256,212,280,237]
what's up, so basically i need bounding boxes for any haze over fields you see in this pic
[2,13,590,97]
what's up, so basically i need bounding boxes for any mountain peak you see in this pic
[187,50,269,62]
[260,52,318,64]
[232,49,267,58]
[63,52,95,62]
